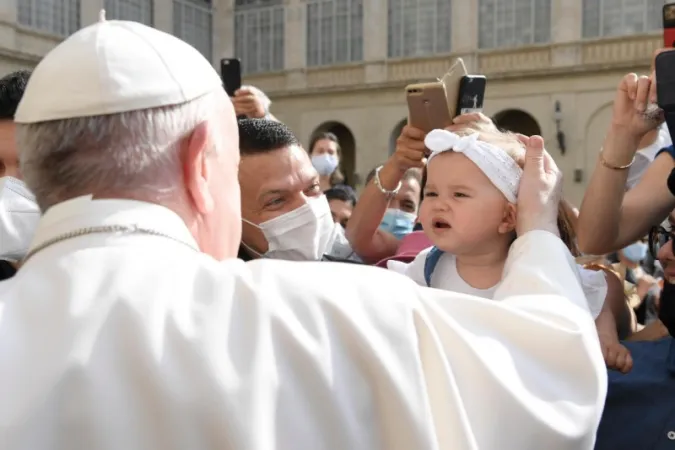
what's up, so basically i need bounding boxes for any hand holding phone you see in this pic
[220,58,242,97]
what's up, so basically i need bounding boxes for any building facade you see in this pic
[0,0,666,203]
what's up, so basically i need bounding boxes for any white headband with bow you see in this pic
[424,129,523,203]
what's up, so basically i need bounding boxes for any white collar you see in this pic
[28,195,198,254]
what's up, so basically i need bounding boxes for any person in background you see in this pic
[364,166,422,239]
[576,68,675,255]
[0,70,40,280]
[325,185,356,228]
[0,16,606,450]
[237,118,360,262]
[625,123,671,190]
[595,214,675,449]
[308,131,345,191]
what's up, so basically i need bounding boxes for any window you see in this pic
[307,0,363,67]
[582,0,664,38]
[18,0,81,36]
[104,0,153,25]
[173,0,213,61]
[388,0,452,58]
[478,0,551,49]
[235,0,285,74]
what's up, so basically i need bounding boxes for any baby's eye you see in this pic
[453,192,468,198]
[424,191,438,198]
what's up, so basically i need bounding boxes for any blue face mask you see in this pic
[622,241,648,263]
[379,208,416,240]
[311,153,339,176]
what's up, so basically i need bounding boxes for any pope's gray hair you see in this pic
[17,88,227,211]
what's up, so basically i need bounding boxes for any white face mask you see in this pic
[0,177,40,262]
[243,195,337,261]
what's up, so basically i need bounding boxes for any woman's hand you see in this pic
[610,73,663,142]
[388,125,427,174]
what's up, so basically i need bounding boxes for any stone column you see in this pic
[363,0,387,61]
[0,0,17,22]
[551,0,582,43]
[212,0,235,66]
[362,0,387,84]
[284,0,306,69]
[450,0,478,70]
[154,0,174,35]
[81,0,104,27]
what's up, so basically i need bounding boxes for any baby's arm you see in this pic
[595,300,632,373]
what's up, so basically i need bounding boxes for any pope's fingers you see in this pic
[523,135,545,175]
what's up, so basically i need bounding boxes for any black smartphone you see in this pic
[455,75,487,116]
[220,58,242,97]
[656,50,675,141]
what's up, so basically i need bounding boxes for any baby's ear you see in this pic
[498,203,517,234]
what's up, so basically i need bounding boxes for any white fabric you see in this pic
[401,247,607,319]
[0,198,606,449]
[625,123,672,190]
[0,177,40,262]
[14,15,222,123]
[424,129,523,203]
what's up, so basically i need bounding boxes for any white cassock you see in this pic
[0,196,606,450]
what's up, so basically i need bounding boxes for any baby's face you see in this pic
[419,152,515,255]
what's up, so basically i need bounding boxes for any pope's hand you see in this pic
[515,135,562,237]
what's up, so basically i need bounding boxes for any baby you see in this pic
[396,126,630,373]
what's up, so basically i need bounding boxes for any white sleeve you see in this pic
[577,265,608,320]
[234,229,605,450]
[387,247,432,287]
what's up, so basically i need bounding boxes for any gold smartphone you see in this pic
[405,58,469,132]
[405,82,452,133]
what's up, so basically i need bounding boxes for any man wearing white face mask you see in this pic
[237,118,361,262]
[0,70,40,279]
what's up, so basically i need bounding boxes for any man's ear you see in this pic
[498,203,517,235]
[183,122,214,215]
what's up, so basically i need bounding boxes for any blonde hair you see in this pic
[427,123,580,256]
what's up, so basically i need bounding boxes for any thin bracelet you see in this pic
[374,165,402,198]
[599,148,635,170]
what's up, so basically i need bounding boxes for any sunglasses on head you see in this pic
[649,225,675,259]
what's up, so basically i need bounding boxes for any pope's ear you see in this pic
[182,121,214,214]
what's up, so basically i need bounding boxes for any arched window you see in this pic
[306,0,363,66]
[582,0,664,39]
[104,0,153,25]
[478,0,551,49]
[234,0,285,74]
[18,0,81,36]
[388,0,452,58]
[173,0,213,61]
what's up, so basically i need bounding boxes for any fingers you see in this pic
[620,73,639,100]
[523,135,545,174]
[515,134,530,146]
[452,112,491,125]
[649,71,658,104]
[401,125,426,140]
[635,75,651,112]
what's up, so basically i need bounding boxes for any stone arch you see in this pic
[493,109,542,136]
[309,121,356,186]
[389,118,407,155]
